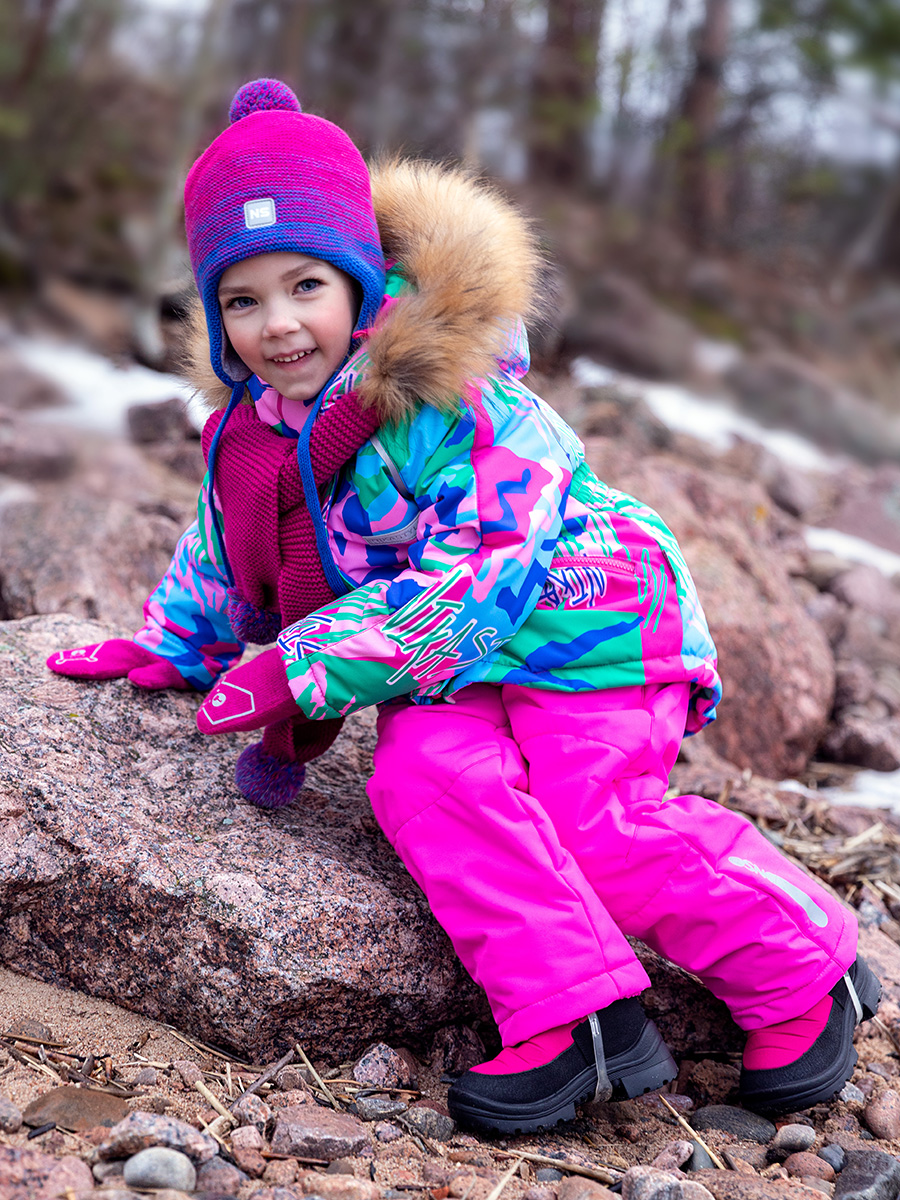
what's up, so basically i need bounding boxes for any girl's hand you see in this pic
[196,647,299,734]
[46,640,192,691]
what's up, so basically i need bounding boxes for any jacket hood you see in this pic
[184,158,543,423]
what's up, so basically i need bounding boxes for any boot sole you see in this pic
[740,957,882,1114]
[447,1019,677,1136]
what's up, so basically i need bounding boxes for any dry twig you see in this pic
[658,1096,726,1170]
[294,1044,340,1111]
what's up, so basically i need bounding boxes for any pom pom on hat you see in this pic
[229,77,302,123]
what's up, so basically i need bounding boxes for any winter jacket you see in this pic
[135,161,721,734]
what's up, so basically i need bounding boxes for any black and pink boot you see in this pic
[739,955,881,1114]
[447,998,676,1135]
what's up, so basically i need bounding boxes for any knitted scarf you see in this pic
[201,391,381,768]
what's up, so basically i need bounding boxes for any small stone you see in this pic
[403,1102,456,1141]
[864,1090,900,1140]
[294,1168,380,1200]
[687,1144,717,1172]
[232,1147,268,1178]
[232,1125,265,1151]
[523,1189,559,1200]
[23,1082,129,1131]
[0,1095,23,1134]
[801,1181,834,1197]
[867,1065,893,1081]
[833,1150,900,1200]
[651,1142,694,1172]
[352,1094,409,1121]
[536,1170,564,1183]
[232,1093,273,1134]
[99,1111,218,1163]
[173,1059,204,1086]
[123,1147,198,1192]
[449,1178,497,1200]
[327,1159,358,1175]
[7,1017,55,1042]
[841,1084,866,1104]
[375,1121,403,1142]
[692,1106,777,1145]
[819,1146,847,1173]
[785,1154,835,1181]
[133,1067,158,1086]
[773,1124,817,1154]
[271,1105,370,1161]
[352,1043,412,1089]
[637,1093,694,1113]
[264,1158,299,1185]
[724,1146,768,1172]
[46,1155,95,1194]
[271,1089,312,1109]
[558,1176,617,1200]
[196,1155,251,1195]
[431,1025,487,1076]
[621,1165,715,1200]
[277,1066,310,1092]
[94,1160,127,1182]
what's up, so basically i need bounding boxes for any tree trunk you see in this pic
[527,0,605,189]
[675,0,731,248]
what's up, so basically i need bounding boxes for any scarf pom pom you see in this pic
[235,742,306,809]
[227,591,283,645]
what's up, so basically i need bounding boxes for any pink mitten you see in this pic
[46,639,191,691]
[196,646,298,734]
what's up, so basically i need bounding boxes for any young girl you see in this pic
[48,78,879,1135]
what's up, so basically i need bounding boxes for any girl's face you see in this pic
[218,252,357,401]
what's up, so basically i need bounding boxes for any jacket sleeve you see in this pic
[133,471,244,689]
[277,401,572,719]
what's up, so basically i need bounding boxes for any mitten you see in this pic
[196,647,298,734]
[46,639,191,691]
[234,716,344,810]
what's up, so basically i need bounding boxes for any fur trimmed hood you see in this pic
[185,158,543,423]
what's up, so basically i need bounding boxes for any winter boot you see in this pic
[447,998,676,1135]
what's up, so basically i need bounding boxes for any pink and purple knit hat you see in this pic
[184,78,386,387]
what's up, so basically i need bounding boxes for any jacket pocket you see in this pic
[537,554,635,610]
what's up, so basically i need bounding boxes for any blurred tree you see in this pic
[673,0,731,248]
[527,0,605,187]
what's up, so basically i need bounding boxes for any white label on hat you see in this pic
[244,198,276,229]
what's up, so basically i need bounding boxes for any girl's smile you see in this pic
[218,252,357,401]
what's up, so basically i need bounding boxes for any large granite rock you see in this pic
[0,613,489,1060]
[587,447,836,779]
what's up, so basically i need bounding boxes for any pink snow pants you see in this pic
[367,681,857,1048]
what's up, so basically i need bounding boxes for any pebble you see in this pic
[773,1123,817,1154]
[231,1146,267,1177]
[264,1157,300,1185]
[867,1065,893,1081]
[277,1065,311,1092]
[98,1111,218,1163]
[833,1149,900,1200]
[536,1169,565,1183]
[46,1156,96,1194]
[374,1121,403,1142]
[801,1180,834,1196]
[352,1042,413,1089]
[558,1176,617,1200]
[271,1104,370,1160]
[294,1168,381,1200]
[232,1124,265,1151]
[651,1141,694,1171]
[352,1094,409,1121]
[0,1095,23,1134]
[692,1105,777,1145]
[132,1067,158,1086]
[195,1155,250,1194]
[784,1154,835,1181]
[123,1147,198,1192]
[687,1144,717,1172]
[840,1085,866,1104]
[622,1165,715,1200]
[231,1093,273,1134]
[819,1146,847,1173]
[636,1093,694,1113]
[863,1090,900,1140]
[523,1189,559,1200]
[403,1103,455,1141]
[93,1160,126,1182]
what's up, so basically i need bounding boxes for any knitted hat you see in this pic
[184,78,386,386]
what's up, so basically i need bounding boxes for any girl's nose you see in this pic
[263,299,301,337]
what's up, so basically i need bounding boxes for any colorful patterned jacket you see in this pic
[136,162,721,733]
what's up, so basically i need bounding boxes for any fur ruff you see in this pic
[184,159,543,422]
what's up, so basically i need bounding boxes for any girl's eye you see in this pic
[226,295,255,310]
[296,278,321,293]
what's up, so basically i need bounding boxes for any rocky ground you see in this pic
[2,325,900,1197]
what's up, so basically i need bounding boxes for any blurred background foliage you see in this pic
[3,0,900,398]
